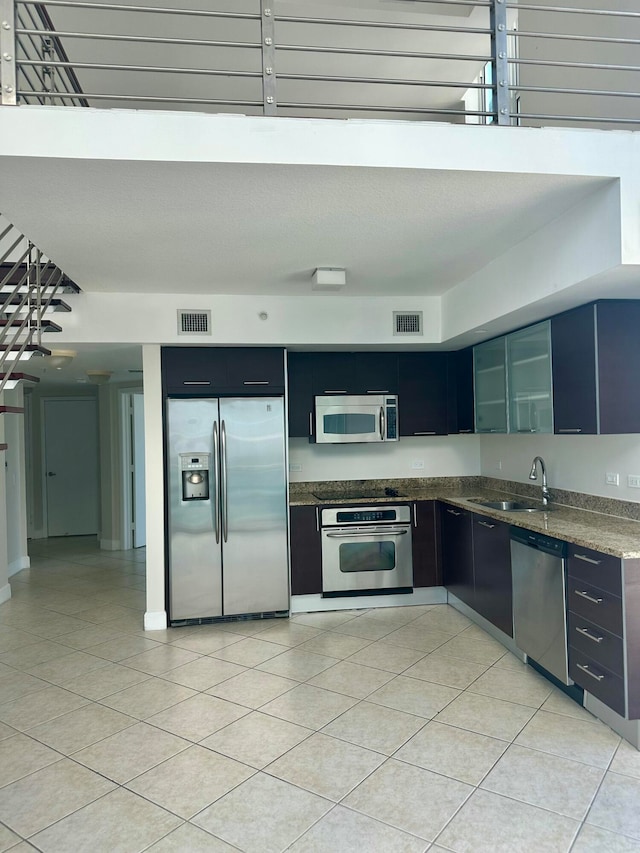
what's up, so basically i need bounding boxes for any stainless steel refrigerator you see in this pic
[166,397,289,623]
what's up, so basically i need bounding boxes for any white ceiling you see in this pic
[0,158,608,297]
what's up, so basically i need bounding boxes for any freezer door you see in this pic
[219,397,289,616]
[167,398,222,621]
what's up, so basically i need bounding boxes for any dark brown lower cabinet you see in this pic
[472,515,513,637]
[567,545,640,719]
[411,501,440,588]
[441,504,474,609]
[441,504,512,637]
[289,506,322,596]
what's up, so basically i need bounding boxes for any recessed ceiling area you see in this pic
[24,343,143,387]
[0,157,610,297]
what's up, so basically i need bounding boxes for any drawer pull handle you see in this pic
[447,509,461,517]
[576,626,604,644]
[574,553,602,566]
[558,428,582,434]
[243,380,269,385]
[478,521,495,529]
[414,431,436,435]
[575,590,603,605]
[183,380,211,385]
[576,663,605,683]
[458,429,473,434]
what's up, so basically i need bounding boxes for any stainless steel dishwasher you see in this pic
[510,527,571,685]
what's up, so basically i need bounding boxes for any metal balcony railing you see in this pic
[0,0,639,129]
[0,215,78,394]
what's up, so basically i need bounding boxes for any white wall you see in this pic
[441,182,622,342]
[480,433,640,503]
[58,293,441,348]
[289,434,480,483]
[142,345,167,630]
[4,387,29,576]
[0,409,9,604]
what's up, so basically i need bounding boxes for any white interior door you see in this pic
[43,398,99,537]
[132,393,146,548]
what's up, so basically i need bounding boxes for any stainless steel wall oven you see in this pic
[320,505,413,597]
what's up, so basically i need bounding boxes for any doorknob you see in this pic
[47,471,56,477]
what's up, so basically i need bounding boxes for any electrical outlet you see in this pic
[411,460,425,470]
[289,462,302,473]
[628,475,640,488]
[606,472,620,486]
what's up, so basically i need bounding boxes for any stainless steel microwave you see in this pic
[314,394,399,443]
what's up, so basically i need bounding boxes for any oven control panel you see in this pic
[320,505,411,527]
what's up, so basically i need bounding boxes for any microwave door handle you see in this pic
[380,406,385,440]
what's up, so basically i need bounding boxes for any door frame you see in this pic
[119,387,144,551]
[40,395,99,538]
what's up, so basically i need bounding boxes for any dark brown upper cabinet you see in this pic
[162,347,285,396]
[552,300,640,435]
[309,352,399,396]
[287,352,315,438]
[447,348,474,435]
[397,352,448,436]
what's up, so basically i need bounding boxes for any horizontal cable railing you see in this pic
[0,215,77,394]
[0,0,638,128]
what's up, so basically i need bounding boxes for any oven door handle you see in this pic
[325,528,408,538]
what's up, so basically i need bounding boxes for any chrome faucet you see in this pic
[529,456,550,507]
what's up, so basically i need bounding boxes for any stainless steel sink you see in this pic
[467,498,552,513]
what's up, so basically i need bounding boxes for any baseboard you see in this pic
[291,586,447,614]
[8,556,30,577]
[28,528,47,540]
[144,610,168,631]
[584,692,640,749]
[99,539,122,551]
[0,583,11,605]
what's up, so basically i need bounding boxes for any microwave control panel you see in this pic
[386,398,397,440]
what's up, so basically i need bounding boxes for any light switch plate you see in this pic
[606,472,620,486]
[628,475,640,488]
[289,462,302,472]
[411,460,425,469]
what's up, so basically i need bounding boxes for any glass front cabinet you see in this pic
[474,321,553,434]
[507,321,553,434]
[474,338,508,433]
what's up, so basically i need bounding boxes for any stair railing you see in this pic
[0,217,72,395]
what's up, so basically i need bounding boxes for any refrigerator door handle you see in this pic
[213,420,221,544]
[221,419,229,543]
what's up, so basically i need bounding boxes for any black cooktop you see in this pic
[312,489,405,502]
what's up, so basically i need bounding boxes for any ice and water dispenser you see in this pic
[179,453,210,501]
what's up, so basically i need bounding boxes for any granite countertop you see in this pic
[290,478,640,559]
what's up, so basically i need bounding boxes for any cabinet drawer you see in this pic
[569,648,625,717]
[568,611,624,677]
[568,546,621,597]
[567,582,623,636]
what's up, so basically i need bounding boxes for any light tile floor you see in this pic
[1,537,639,852]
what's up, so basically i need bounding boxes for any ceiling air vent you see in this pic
[393,311,423,336]
[177,309,211,336]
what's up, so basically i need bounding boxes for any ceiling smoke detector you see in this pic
[312,268,346,291]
